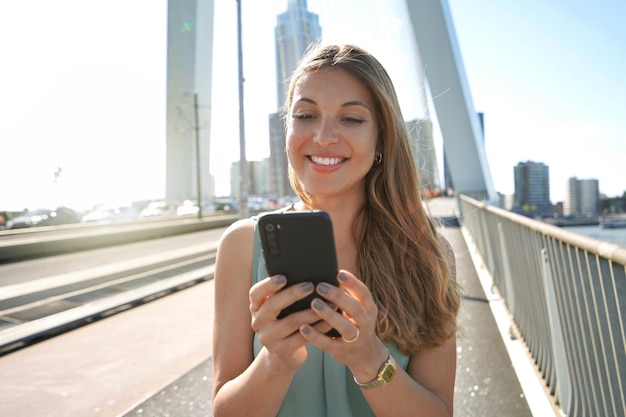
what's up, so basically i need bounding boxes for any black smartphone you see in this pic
[258,210,339,319]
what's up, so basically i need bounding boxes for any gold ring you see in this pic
[341,328,359,344]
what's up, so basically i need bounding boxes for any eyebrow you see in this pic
[295,97,372,111]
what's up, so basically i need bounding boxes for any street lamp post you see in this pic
[236,0,249,219]
[193,92,202,219]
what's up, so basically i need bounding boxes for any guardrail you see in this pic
[0,214,238,263]
[458,194,626,417]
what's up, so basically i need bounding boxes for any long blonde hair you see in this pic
[284,44,460,354]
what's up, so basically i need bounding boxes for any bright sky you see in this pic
[448,0,626,203]
[1,0,624,211]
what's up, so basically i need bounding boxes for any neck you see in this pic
[295,194,364,257]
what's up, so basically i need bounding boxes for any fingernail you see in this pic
[301,325,311,335]
[273,275,287,285]
[313,298,326,310]
[317,283,330,294]
[301,282,314,292]
[338,271,348,281]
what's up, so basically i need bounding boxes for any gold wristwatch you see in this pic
[354,349,397,389]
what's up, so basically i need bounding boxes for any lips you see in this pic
[308,155,346,166]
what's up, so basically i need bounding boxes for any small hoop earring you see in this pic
[374,153,383,164]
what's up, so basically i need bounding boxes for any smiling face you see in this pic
[286,67,379,205]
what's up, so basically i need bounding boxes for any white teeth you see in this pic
[311,156,343,166]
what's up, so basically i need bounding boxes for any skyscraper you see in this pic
[513,161,552,217]
[564,177,600,217]
[274,0,322,108]
[579,179,600,217]
[268,0,322,198]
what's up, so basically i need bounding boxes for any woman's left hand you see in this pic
[299,269,389,383]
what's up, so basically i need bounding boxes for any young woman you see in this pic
[212,44,461,417]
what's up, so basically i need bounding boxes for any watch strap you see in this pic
[354,349,397,389]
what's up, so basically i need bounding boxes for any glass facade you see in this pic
[513,161,552,217]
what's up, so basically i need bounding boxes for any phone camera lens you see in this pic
[264,223,280,256]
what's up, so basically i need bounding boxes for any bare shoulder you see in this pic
[221,217,256,242]
[218,218,256,255]
[215,217,257,289]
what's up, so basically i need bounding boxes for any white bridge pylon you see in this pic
[405,0,497,202]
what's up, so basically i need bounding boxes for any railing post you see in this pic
[479,206,497,276]
[541,248,572,414]
[497,222,515,313]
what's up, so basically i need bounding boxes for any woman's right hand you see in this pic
[248,275,322,371]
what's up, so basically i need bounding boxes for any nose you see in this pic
[313,117,339,146]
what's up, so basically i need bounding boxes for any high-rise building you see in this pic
[231,160,270,197]
[274,0,322,108]
[513,161,552,217]
[564,177,600,217]
[563,176,579,216]
[406,119,440,192]
[268,0,322,198]
[267,113,290,198]
[579,179,600,217]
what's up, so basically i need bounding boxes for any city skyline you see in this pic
[0,0,624,211]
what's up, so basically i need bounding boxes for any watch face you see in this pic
[382,364,396,381]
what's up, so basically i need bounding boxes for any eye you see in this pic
[292,113,314,121]
[343,117,364,124]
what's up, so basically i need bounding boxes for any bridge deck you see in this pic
[0,199,552,416]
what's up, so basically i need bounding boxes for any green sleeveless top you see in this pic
[252,214,410,417]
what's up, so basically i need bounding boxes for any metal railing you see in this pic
[458,194,626,417]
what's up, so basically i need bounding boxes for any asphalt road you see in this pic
[0,228,227,289]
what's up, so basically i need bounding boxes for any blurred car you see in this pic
[5,207,81,229]
[140,201,175,217]
[176,200,216,216]
[247,197,267,211]
[82,205,138,223]
[213,200,238,213]
[0,211,8,229]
